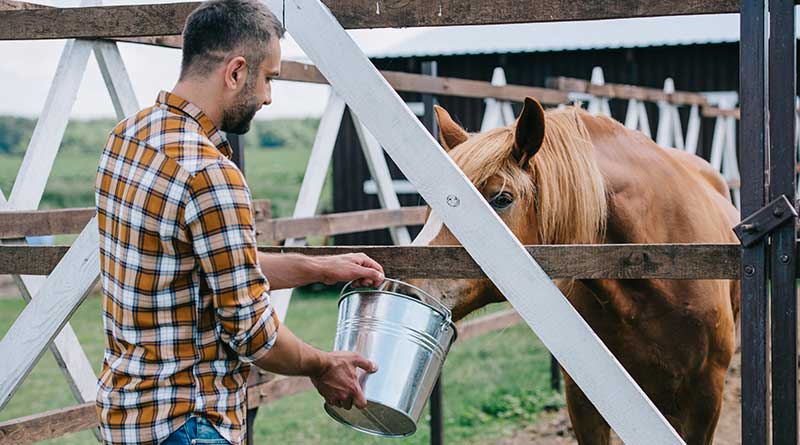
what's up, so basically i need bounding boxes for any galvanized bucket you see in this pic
[324,278,457,437]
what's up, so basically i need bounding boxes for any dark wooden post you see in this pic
[227,131,258,445]
[739,1,770,444]
[768,1,797,443]
[421,60,445,445]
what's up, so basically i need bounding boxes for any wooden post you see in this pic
[768,1,797,443]
[739,0,769,444]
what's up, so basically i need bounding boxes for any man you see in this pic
[94,1,383,443]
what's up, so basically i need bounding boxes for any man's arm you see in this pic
[258,252,385,290]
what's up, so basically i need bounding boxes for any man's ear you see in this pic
[224,56,248,91]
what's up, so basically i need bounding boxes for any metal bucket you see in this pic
[324,278,457,437]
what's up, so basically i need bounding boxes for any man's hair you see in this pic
[180,0,285,80]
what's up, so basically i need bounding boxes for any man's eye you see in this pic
[489,192,513,211]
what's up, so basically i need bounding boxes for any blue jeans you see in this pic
[162,416,231,445]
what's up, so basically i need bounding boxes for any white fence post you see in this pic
[480,67,515,131]
[587,67,612,117]
[269,91,346,322]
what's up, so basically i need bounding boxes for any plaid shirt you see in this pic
[95,91,279,445]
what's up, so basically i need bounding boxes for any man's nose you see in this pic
[263,94,272,106]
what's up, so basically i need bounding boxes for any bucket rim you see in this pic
[338,284,458,342]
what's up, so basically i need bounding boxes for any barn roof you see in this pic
[366,13,800,59]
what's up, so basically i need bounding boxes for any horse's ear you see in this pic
[434,105,468,151]
[513,97,546,165]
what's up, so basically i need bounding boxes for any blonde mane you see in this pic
[450,107,607,245]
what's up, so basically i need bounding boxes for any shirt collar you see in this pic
[156,91,233,159]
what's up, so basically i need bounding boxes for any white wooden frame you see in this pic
[0,7,140,417]
[480,67,516,131]
[655,78,686,150]
[265,1,683,443]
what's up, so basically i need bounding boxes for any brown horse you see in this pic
[410,98,740,444]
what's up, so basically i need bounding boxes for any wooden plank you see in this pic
[351,113,412,245]
[739,0,769,443]
[547,75,708,106]
[92,39,139,119]
[269,92,346,321]
[702,106,741,119]
[0,1,743,41]
[768,1,797,443]
[260,205,425,243]
[0,200,270,239]
[0,0,44,10]
[0,244,742,280]
[0,402,97,445]
[0,218,100,409]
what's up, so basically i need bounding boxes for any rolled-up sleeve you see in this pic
[184,160,279,363]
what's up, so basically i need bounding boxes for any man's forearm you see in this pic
[258,252,325,290]
[252,324,326,377]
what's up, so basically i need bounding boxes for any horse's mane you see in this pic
[450,107,607,245]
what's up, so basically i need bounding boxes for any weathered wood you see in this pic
[457,309,522,341]
[768,1,798,443]
[0,1,744,41]
[0,244,742,279]
[739,0,769,443]
[547,76,708,106]
[0,0,43,10]
[702,106,741,119]
[0,402,97,445]
[0,219,100,409]
[0,200,271,239]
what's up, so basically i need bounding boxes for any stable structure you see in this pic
[0,1,796,445]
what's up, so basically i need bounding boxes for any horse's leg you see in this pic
[563,373,611,445]
[680,366,727,445]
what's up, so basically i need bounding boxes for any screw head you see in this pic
[744,265,756,276]
[774,206,785,217]
[781,254,791,264]
[446,194,460,207]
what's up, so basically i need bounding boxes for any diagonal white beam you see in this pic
[0,218,101,409]
[270,91,346,322]
[351,113,412,245]
[7,39,93,211]
[265,1,683,443]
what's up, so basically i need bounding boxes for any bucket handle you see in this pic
[341,278,453,325]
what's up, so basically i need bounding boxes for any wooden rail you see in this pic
[0,309,523,444]
[547,76,709,106]
[0,243,742,279]
[0,204,426,243]
[0,1,743,42]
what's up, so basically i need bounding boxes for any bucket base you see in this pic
[324,400,417,438]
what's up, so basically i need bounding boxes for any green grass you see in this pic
[0,290,559,445]
[0,118,330,217]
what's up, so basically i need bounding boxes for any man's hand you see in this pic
[311,351,378,410]
[318,253,385,288]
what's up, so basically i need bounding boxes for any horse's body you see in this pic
[411,99,740,445]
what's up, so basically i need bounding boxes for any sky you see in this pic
[0,0,423,120]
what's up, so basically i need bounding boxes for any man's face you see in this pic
[221,38,281,134]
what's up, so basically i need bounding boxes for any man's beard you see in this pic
[221,80,260,134]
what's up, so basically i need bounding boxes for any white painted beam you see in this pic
[352,113,412,245]
[0,218,101,409]
[93,40,140,118]
[8,39,93,211]
[270,91,346,322]
[265,1,682,443]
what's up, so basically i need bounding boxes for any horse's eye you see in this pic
[489,192,514,211]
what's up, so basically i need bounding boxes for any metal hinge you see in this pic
[733,195,798,247]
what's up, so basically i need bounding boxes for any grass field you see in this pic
[0,290,560,445]
[0,118,561,444]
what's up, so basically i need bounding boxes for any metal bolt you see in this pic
[774,206,785,217]
[781,254,790,264]
[744,265,755,276]
[446,194,460,207]
[741,223,759,233]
